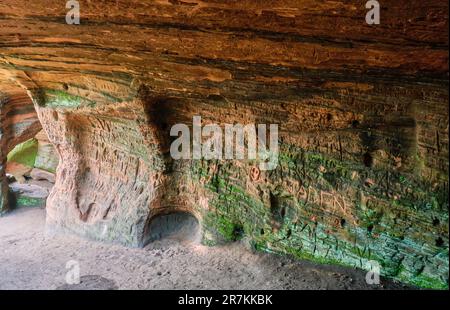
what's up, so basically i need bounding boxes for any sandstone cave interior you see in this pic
[0,0,448,291]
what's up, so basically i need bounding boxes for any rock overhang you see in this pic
[0,0,448,289]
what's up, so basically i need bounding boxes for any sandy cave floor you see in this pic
[0,207,414,290]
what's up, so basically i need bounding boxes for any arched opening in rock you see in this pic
[0,79,58,213]
[144,212,201,245]
[5,131,58,210]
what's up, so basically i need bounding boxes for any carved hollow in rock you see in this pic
[143,211,201,246]
[0,0,448,289]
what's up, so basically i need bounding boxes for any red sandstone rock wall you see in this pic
[0,0,448,288]
[34,130,59,173]
[0,77,42,212]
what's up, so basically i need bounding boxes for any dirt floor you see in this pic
[0,207,413,290]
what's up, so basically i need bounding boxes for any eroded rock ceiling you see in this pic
[0,0,448,288]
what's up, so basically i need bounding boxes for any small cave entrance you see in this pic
[5,131,59,210]
[144,212,201,246]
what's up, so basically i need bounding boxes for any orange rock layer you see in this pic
[0,1,448,288]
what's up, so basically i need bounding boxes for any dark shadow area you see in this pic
[144,212,201,245]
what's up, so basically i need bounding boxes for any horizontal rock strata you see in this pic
[0,77,42,212]
[0,0,448,288]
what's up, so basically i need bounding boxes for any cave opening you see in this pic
[144,212,201,246]
[5,131,58,210]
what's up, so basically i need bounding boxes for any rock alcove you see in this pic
[144,212,201,245]
[0,0,448,289]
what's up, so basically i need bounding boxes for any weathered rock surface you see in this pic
[0,0,448,288]
[4,132,58,188]
[0,207,414,290]
[0,77,42,212]
[30,168,56,184]
[34,130,59,173]
[5,162,31,184]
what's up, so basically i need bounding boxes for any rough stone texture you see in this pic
[34,130,59,173]
[0,207,413,290]
[0,1,448,288]
[9,179,52,209]
[0,77,42,213]
[30,168,56,183]
[5,132,58,184]
[6,162,32,184]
